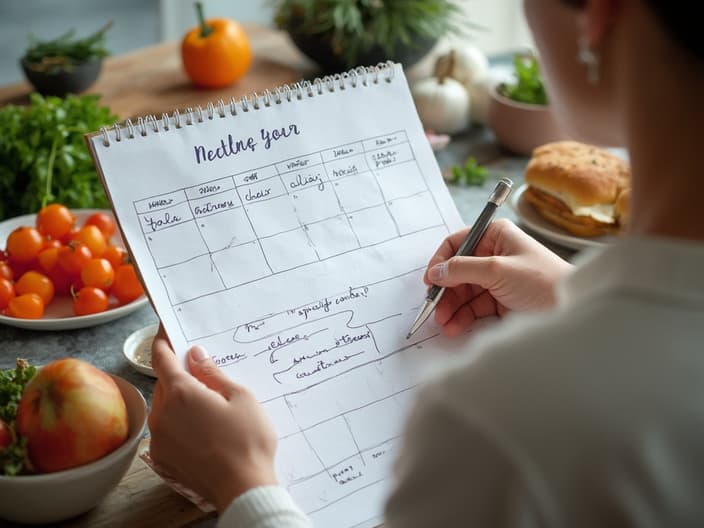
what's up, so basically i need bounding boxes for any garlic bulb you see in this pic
[434,46,489,88]
[411,76,470,135]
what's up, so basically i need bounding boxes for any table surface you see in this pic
[0,26,575,528]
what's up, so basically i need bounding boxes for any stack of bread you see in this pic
[523,141,630,237]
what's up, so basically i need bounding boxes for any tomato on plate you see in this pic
[6,293,45,319]
[84,212,116,241]
[81,258,115,291]
[112,264,144,305]
[72,286,109,316]
[36,204,75,240]
[6,227,43,263]
[15,271,55,305]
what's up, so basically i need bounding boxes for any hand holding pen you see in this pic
[407,178,513,339]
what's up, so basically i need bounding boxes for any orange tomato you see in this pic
[6,293,44,319]
[111,264,144,305]
[37,247,59,273]
[36,204,75,240]
[15,271,55,305]
[84,212,116,241]
[0,261,13,281]
[57,243,93,275]
[0,278,15,310]
[6,227,44,263]
[103,245,128,270]
[181,3,251,88]
[72,286,108,316]
[81,258,115,291]
[74,225,106,258]
[47,266,73,296]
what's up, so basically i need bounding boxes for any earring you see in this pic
[577,35,600,84]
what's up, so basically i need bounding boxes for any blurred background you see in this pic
[0,0,532,85]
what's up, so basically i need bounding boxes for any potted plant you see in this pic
[272,0,465,72]
[20,22,111,97]
[487,53,567,156]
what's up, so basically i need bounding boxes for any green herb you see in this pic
[273,0,474,68]
[450,156,488,186]
[497,53,548,106]
[1,359,37,476]
[0,93,117,221]
[23,22,112,74]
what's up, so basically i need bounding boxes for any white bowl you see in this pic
[0,375,147,524]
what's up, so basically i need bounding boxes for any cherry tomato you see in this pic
[47,266,73,296]
[0,418,11,450]
[112,264,144,304]
[72,286,108,316]
[80,258,114,291]
[0,261,12,281]
[36,204,75,240]
[0,278,15,311]
[6,293,44,319]
[15,270,55,305]
[84,212,116,241]
[37,247,59,273]
[44,238,62,249]
[6,227,44,263]
[60,228,80,245]
[57,243,92,275]
[103,245,128,270]
[74,225,106,258]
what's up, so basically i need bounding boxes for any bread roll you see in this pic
[524,141,630,237]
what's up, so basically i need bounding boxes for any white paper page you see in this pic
[92,65,464,527]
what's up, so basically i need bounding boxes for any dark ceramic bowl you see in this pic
[20,58,102,97]
[286,28,436,73]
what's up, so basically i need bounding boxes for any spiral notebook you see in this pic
[86,63,465,527]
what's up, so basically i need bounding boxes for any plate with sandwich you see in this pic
[511,141,630,251]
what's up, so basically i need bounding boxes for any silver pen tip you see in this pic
[406,332,412,340]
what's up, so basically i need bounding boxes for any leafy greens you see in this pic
[0,359,37,476]
[0,93,117,221]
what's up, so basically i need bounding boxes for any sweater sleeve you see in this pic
[217,486,313,528]
[384,385,554,528]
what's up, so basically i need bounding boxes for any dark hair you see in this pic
[562,0,704,60]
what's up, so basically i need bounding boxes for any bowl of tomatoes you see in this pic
[0,204,148,330]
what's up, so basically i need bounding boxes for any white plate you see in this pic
[510,184,619,251]
[0,209,148,330]
[123,324,158,378]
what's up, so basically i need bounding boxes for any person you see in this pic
[148,0,704,525]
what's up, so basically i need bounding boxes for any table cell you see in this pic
[387,192,443,236]
[134,189,187,214]
[232,164,278,187]
[321,141,364,163]
[365,141,413,170]
[143,221,208,268]
[211,240,271,287]
[238,176,287,206]
[138,201,194,234]
[190,190,242,218]
[362,131,408,151]
[325,153,370,180]
[375,160,427,202]
[276,153,322,175]
[196,206,256,252]
[259,227,319,273]
[301,416,360,468]
[291,185,344,225]
[306,216,360,260]
[347,205,399,247]
[184,177,235,200]
[332,171,384,212]
[159,254,225,304]
[243,195,299,238]
[280,166,326,193]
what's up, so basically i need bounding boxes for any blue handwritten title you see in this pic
[194,124,301,164]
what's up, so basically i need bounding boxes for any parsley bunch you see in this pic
[451,156,488,186]
[497,53,548,106]
[0,93,117,221]
[1,359,37,476]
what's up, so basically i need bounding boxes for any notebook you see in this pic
[86,62,465,527]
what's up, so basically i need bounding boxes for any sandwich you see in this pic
[524,141,630,237]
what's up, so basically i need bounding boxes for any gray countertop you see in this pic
[0,125,575,406]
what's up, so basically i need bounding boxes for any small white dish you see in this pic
[0,209,148,330]
[510,184,618,251]
[123,324,158,378]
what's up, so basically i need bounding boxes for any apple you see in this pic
[16,358,128,473]
[0,418,11,450]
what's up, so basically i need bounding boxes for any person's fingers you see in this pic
[423,229,470,285]
[442,303,478,337]
[187,346,239,398]
[468,290,500,319]
[433,285,469,326]
[151,328,184,384]
[427,255,501,289]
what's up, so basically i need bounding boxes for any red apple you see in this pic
[0,418,11,450]
[16,358,128,473]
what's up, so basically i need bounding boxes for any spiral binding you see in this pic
[99,61,396,147]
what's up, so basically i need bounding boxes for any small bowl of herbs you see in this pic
[487,53,567,156]
[20,22,111,97]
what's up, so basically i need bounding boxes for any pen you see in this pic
[406,177,513,339]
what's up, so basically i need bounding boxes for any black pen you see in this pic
[406,177,513,339]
